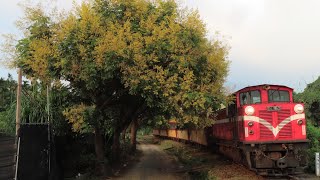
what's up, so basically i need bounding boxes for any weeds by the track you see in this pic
[158,138,263,180]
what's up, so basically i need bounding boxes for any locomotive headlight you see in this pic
[294,104,304,114]
[248,121,254,127]
[245,106,255,116]
[297,119,303,125]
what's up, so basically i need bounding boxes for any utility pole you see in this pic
[47,84,50,123]
[15,68,22,136]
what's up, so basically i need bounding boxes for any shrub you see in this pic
[306,122,320,172]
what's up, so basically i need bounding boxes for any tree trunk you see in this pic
[122,127,127,143]
[111,128,121,163]
[130,118,138,152]
[94,127,109,176]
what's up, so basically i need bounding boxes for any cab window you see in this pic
[240,90,261,105]
[268,90,290,102]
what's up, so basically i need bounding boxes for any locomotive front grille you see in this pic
[258,109,292,139]
[259,110,273,139]
[278,109,292,138]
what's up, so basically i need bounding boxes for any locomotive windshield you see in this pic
[268,89,290,102]
[240,90,261,105]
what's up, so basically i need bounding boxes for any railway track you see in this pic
[287,175,300,180]
[266,174,313,180]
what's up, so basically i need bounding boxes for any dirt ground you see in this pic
[158,138,264,180]
[112,136,319,180]
[112,143,188,180]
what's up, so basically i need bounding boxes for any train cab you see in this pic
[213,84,309,176]
[235,85,307,142]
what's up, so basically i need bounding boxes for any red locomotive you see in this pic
[153,84,309,176]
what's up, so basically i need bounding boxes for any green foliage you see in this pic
[0,103,16,134]
[0,75,17,134]
[10,0,229,131]
[137,126,152,135]
[0,74,16,111]
[49,83,81,136]
[20,82,48,123]
[295,76,320,172]
[295,76,320,124]
[63,104,94,133]
[0,79,77,136]
[306,122,320,172]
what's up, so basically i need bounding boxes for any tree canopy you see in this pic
[8,0,229,174]
[295,76,320,124]
[13,0,229,126]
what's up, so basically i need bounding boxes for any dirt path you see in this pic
[111,137,318,180]
[113,143,186,180]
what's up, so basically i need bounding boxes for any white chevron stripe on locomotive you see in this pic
[244,114,305,137]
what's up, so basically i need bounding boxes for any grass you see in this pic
[158,138,263,180]
[137,134,155,144]
[159,139,216,180]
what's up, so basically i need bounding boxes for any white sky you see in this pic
[0,0,319,92]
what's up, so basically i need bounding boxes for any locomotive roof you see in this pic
[236,84,293,93]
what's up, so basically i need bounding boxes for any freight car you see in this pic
[153,84,309,176]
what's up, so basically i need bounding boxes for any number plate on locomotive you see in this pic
[267,106,281,111]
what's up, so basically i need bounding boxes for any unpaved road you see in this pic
[111,138,318,180]
[114,143,186,180]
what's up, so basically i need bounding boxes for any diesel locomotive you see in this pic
[153,84,309,176]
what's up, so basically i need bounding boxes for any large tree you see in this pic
[10,0,229,175]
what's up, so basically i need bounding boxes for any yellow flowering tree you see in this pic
[12,0,229,175]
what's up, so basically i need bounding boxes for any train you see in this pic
[153,84,309,176]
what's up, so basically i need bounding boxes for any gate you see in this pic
[17,123,51,180]
[0,133,16,180]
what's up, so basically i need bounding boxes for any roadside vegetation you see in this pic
[158,138,263,180]
[295,77,320,172]
[0,75,17,134]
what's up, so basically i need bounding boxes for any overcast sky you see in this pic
[0,0,319,92]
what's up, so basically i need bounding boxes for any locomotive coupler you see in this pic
[276,158,287,168]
